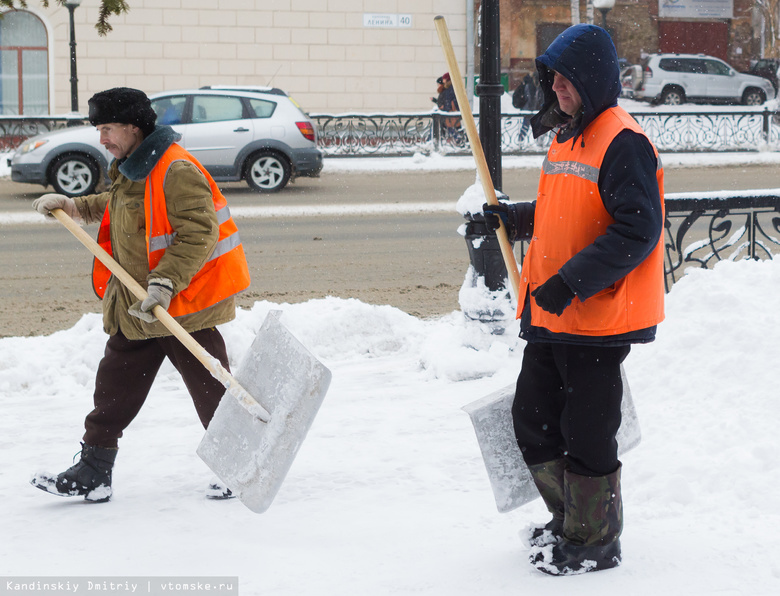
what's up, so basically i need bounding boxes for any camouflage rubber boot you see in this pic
[526,459,566,547]
[31,443,118,503]
[532,463,623,575]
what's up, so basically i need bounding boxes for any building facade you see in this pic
[2,0,777,117]
[1,0,469,116]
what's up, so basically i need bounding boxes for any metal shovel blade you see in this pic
[197,312,332,513]
[462,365,641,513]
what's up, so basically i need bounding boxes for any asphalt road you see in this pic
[1,162,778,337]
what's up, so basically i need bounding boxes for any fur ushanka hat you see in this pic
[88,87,157,137]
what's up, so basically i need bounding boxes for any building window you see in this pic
[0,10,49,115]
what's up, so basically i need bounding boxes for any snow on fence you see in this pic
[662,191,780,290]
[309,108,780,157]
[3,108,780,155]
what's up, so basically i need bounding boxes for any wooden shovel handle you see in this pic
[50,208,271,422]
[434,15,521,301]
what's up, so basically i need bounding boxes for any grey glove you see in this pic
[32,193,80,220]
[128,278,174,323]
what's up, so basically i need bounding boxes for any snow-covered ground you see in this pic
[2,108,780,594]
[1,259,779,595]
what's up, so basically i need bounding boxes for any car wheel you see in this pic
[742,88,766,106]
[49,153,100,197]
[245,151,291,192]
[660,87,685,105]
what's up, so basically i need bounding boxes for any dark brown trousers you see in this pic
[83,328,229,448]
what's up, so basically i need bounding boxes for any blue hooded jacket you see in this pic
[515,25,664,346]
[530,24,621,143]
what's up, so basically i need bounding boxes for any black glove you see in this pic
[531,274,575,316]
[482,201,516,238]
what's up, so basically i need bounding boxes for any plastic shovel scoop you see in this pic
[198,311,331,513]
[461,365,641,513]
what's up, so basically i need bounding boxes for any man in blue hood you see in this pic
[483,25,665,575]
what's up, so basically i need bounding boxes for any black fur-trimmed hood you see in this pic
[118,125,182,182]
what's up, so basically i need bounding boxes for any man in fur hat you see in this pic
[31,87,251,502]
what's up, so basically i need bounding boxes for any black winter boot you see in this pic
[205,478,235,500]
[31,443,117,503]
[525,459,565,547]
[531,463,623,575]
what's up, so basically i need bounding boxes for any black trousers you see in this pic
[83,328,229,448]
[512,341,630,476]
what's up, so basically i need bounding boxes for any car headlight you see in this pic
[18,139,49,154]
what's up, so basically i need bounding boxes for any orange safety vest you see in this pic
[518,106,665,336]
[93,144,251,318]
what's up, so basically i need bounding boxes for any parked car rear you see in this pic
[747,58,780,92]
[10,86,323,196]
[635,53,776,106]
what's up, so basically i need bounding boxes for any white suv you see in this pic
[635,53,775,106]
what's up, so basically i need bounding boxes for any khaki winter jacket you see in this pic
[74,128,237,340]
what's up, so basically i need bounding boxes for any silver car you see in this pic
[635,53,776,106]
[10,86,323,196]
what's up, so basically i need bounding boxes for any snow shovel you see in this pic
[49,208,331,513]
[462,365,641,513]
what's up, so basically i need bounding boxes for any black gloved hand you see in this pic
[531,274,575,316]
[482,201,516,238]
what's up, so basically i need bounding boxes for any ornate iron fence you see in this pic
[4,108,779,156]
[310,107,780,157]
[0,116,87,151]
[663,191,780,291]
[311,111,552,157]
[632,109,780,152]
[506,191,780,293]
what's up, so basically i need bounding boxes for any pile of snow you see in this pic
[1,258,778,594]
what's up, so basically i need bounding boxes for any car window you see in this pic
[681,59,705,74]
[248,98,277,118]
[191,95,245,123]
[704,60,730,76]
[658,58,683,72]
[658,58,701,74]
[151,96,187,125]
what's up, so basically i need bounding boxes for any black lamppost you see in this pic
[65,0,82,113]
[461,0,509,321]
[594,0,616,31]
[477,0,503,192]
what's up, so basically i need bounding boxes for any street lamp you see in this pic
[65,0,82,113]
[593,0,616,31]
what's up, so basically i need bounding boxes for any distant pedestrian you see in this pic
[431,75,445,106]
[436,72,461,142]
[512,71,545,142]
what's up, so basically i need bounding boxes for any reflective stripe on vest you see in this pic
[147,203,236,257]
[92,144,250,318]
[517,106,665,336]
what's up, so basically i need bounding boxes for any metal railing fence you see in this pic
[3,108,780,156]
[662,191,780,291]
[310,108,780,157]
